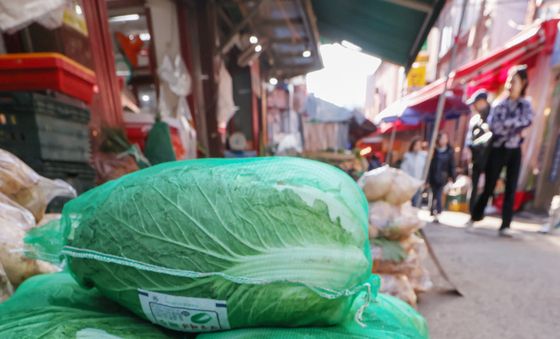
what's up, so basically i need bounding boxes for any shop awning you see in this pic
[373,19,560,126]
[311,0,446,70]
[463,19,559,95]
[375,86,469,125]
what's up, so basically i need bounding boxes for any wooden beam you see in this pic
[217,6,234,30]
[197,0,224,157]
[82,0,123,129]
[217,0,266,56]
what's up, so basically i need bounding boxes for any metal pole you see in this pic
[387,68,408,165]
[387,124,398,165]
[420,0,469,188]
[416,0,469,297]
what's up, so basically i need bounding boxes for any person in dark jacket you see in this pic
[428,132,456,223]
[469,65,534,237]
[465,89,492,213]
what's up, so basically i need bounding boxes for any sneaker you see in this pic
[465,220,474,231]
[433,215,440,224]
[539,225,550,234]
[498,228,514,238]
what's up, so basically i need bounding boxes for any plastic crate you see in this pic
[0,53,96,103]
[0,91,91,165]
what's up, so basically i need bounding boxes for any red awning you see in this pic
[401,19,559,106]
[366,19,560,144]
[378,120,421,134]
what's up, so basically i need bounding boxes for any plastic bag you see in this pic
[0,273,175,338]
[369,202,424,240]
[386,249,419,276]
[358,165,394,201]
[217,61,238,129]
[541,195,560,233]
[0,261,12,303]
[371,239,421,277]
[0,149,77,222]
[0,192,35,230]
[92,151,140,184]
[359,166,423,204]
[11,178,76,223]
[198,290,429,339]
[144,121,177,165]
[378,274,417,307]
[37,213,61,226]
[0,202,58,286]
[0,0,66,32]
[27,157,374,332]
[0,197,58,286]
[406,235,433,293]
[384,169,423,205]
[158,54,192,98]
[409,267,433,293]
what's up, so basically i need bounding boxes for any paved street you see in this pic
[418,211,560,339]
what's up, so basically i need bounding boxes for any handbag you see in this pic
[470,120,492,169]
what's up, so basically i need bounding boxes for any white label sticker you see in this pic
[138,290,230,332]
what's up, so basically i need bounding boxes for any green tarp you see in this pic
[311,0,445,70]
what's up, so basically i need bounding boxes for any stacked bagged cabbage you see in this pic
[359,166,433,307]
[27,157,376,332]
[0,272,174,338]
[0,272,428,339]
[198,285,429,339]
[0,149,75,300]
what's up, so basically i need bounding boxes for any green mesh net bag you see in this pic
[197,291,429,339]
[27,157,375,333]
[0,273,178,339]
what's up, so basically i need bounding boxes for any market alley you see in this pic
[419,211,560,339]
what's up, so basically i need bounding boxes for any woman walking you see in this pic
[428,132,456,223]
[470,65,534,237]
[401,137,427,206]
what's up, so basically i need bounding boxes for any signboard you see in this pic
[549,134,560,183]
[407,64,426,88]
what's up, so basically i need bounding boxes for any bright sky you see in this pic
[306,43,381,109]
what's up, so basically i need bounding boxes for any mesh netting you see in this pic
[29,157,374,332]
[197,292,429,339]
[0,273,177,338]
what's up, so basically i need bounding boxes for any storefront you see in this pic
[370,19,560,210]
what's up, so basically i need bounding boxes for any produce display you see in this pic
[0,273,175,338]
[359,165,423,205]
[0,192,58,288]
[1,155,432,338]
[368,201,424,240]
[0,149,74,296]
[198,289,429,339]
[27,157,375,332]
[359,166,433,307]
[0,149,76,222]
[0,262,12,303]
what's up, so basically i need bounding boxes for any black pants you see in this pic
[469,162,483,213]
[430,184,445,215]
[471,147,521,229]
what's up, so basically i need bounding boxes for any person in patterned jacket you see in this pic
[468,65,534,237]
